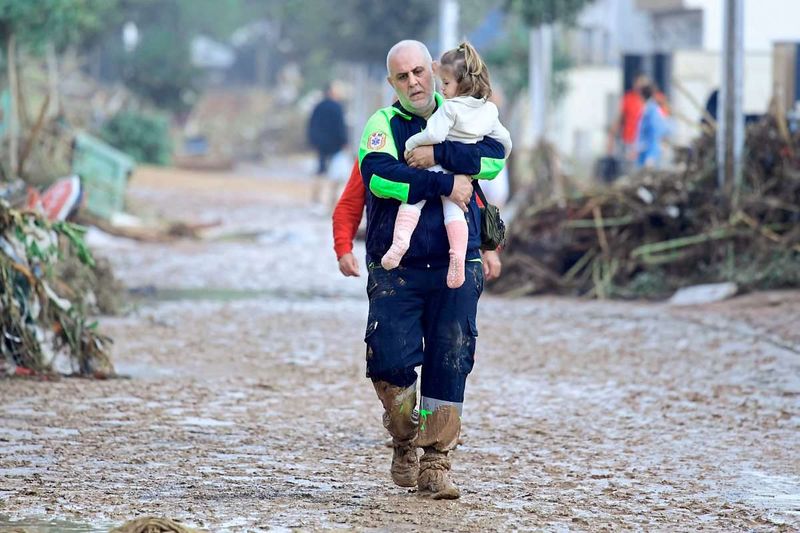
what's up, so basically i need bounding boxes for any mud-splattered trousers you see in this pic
[365,260,483,451]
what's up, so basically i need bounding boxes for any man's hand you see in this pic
[404,146,435,169]
[481,250,502,280]
[449,174,473,212]
[338,252,360,277]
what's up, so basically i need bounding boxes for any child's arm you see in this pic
[405,102,457,152]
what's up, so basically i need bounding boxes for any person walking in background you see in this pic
[610,73,649,167]
[307,82,348,205]
[636,84,669,168]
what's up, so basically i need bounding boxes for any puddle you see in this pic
[733,469,800,519]
[128,286,360,303]
[0,515,112,533]
[112,362,178,379]
[179,416,235,427]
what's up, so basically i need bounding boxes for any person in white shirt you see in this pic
[380,41,512,289]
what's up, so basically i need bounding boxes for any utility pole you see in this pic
[717,0,744,208]
[439,0,460,55]
[528,24,552,146]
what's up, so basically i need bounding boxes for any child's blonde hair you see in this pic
[439,41,492,100]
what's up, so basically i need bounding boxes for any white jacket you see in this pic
[405,96,513,158]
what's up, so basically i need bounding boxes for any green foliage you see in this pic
[0,0,115,52]
[321,0,436,64]
[99,111,172,165]
[483,17,530,99]
[106,1,198,111]
[505,0,595,28]
[624,270,672,299]
[703,250,800,291]
[483,15,573,105]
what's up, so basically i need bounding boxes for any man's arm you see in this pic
[332,161,366,260]
[359,109,454,204]
[481,249,502,280]
[432,135,506,180]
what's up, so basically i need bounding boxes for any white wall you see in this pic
[551,66,622,171]
[577,0,656,59]
[685,0,800,52]
[670,48,772,145]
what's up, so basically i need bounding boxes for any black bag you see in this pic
[474,181,505,251]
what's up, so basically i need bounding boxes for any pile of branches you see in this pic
[493,115,800,298]
[0,199,114,376]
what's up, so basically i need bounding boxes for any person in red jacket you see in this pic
[332,161,502,279]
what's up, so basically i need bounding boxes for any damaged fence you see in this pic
[0,199,113,376]
[493,116,800,298]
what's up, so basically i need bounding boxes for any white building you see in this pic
[551,0,800,177]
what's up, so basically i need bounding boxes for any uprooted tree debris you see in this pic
[0,199,114,377]
[109,517,205,533]
[493,116,800,299]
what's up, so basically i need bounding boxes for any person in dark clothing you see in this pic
[307,83,348,204]
[359,39,507,500]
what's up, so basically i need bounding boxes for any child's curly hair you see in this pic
[439,41,492,100]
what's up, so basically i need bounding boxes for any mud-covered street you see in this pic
[1,166,799,532]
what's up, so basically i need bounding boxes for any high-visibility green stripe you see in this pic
[475,157,505,180]
[369,175,410,202]
[359,108,401,164]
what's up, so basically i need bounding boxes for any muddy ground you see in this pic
[1,164,799,532]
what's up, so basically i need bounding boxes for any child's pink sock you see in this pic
[445,220,468,288]
[381,207,421,270]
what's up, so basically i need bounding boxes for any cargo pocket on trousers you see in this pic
[364,320,379,359]
[364,319,379,378]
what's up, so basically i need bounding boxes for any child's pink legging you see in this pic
[380,197,468,289]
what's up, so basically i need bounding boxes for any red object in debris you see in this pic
[27,175,83,222]
[14,366,35,376]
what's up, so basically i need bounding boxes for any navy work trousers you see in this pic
[364,261,483,404]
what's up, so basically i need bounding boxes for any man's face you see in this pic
[387,46,434,114]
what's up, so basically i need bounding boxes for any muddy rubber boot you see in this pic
[373,381,419,487]
[418,448,460,499]
[415,403,462,499]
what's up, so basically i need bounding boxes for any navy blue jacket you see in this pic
[308,98,347,155]
[358,95,506,269]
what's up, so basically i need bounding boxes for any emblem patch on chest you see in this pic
[368,131,387,151]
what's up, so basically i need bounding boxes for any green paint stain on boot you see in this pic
[419,409,433,431]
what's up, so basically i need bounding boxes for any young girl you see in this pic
[380,41,512,288]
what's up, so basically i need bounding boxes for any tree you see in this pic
[505,0,594,28]
[0,0,113,178]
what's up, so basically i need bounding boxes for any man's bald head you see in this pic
[386,40,432,74]
[385,40,436,117]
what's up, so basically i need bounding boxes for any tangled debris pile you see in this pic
[110,517,205,533]
[493,116,800,298]
[0,198,114,376]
